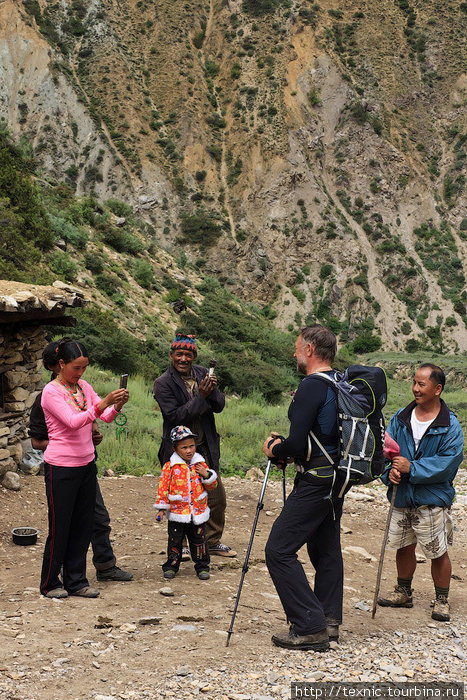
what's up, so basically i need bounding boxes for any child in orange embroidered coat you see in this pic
[155,426,217,580]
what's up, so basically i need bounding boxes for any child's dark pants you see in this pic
[163,521,210,574]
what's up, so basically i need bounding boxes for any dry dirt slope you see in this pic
[0,473,466,700]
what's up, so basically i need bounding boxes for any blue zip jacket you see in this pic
[381,399,464,508]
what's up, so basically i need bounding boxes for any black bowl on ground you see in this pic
[12,527,39,546]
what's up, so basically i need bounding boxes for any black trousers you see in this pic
[91,482,116,571]
[163,520,210,574]
[198,444,226,546]
[40,461,97,595]
[265,472,344,635]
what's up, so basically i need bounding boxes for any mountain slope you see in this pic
[0,0,466,352]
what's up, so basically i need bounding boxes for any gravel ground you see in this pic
[0,473,465,700]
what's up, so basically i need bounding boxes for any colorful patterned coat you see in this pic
[154,451,217,524]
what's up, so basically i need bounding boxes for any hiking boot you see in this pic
[96,566,134,582]
[181,547,191,562]
[377,585,413,608]
[70,587,100,598]
[45,588,69,599]
[326,619,339,643]
[209,543,237,557]
[432,596,450,622]
[197,570,210,580]
[163,569,177,580]
[272,626,330,652]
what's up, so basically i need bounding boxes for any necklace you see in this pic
[59,379,87,411]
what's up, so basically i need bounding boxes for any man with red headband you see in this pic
[153,333,236,557]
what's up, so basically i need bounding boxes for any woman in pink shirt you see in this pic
[40,338,129,599]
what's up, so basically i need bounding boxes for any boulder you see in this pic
[2,471,21,491]
[245,467,265,480]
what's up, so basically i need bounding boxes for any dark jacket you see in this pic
[381,399,464,508]
[153,364,225,469]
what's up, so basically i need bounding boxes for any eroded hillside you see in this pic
[0,0,466,352]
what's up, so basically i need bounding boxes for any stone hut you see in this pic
[0,280,87,480]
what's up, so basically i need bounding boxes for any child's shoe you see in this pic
[163,569,177,580]
[197,570,210,580]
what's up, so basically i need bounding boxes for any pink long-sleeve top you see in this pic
[41,379,118,467]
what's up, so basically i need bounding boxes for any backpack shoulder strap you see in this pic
[306,371,339,464]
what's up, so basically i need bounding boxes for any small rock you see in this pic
[177,615,204,622]
[120,623,137,633]
[52,658,70,667]
[355,600,371,612]
[175,666,191,676]
[2,471,21,491]
[159,587,174,596]
[103,469,115,477]
[344,546,376,562]
[138,616,162,626]
[171,624,197,632]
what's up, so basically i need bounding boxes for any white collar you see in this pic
[169,451,205,467]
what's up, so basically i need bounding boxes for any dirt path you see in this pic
[1,474,466,700]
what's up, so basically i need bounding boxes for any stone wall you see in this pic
[0,324,47,477]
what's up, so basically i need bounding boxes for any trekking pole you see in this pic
[371,484,398,619]
[281,465,287,506]
[226,459,274,647]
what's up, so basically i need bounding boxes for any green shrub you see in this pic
[207,144,222,162]
[48,250,78,282]
[320,264,332,279]
[132,259,155,289]
[106,199,134,218]
[242,0,279,16]
[0,129,54,274]
[96,217,144,254]
[95,273,121,296]
[292,288,306,303]
[179,210,223,247]
[406,338,421,353]
[231,62,241,79]
[84,252,103,274]
[204,60,219,78]
[308,87,321,107]
[48,213,88,248]
[352,333,382,353]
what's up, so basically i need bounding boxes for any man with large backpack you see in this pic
[263,325,344,652]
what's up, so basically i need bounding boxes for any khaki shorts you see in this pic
[387,505,453,559]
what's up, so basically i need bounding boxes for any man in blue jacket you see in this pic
[378,363,464,622]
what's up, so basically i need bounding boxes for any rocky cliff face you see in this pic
[1,0,465,351]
